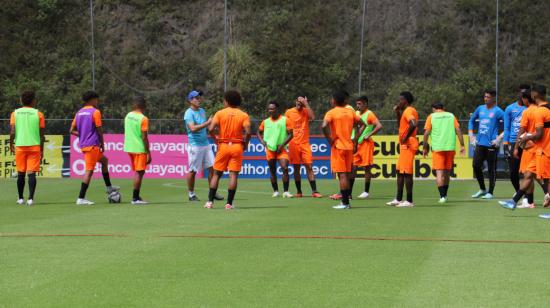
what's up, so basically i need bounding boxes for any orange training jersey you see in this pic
[399,106,419,143]
[520,104,538,153]
[285,107,310,144]
[324,106,361,150]
[212,107,250,143]
[535,102,550,156]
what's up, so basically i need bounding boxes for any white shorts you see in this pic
[188,145,215,172]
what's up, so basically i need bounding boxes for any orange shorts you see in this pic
[15,147,41,173]
[288,142,313,165]
[520,150,537,174]
[82,146,103,171]
[432,151,455,170]
[214,142,244,172]
[353,140,374,167]
[397,144,417,174]
[266,148,289,161]
[536,153,550,180]
[331,147,353,173]
[128,153,147,171]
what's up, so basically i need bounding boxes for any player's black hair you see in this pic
[343,91,350,99]
[400,91,414,104]
[224,90,242,107]
[431,102,444,110]
[268,101,279,108]
[519,84,531,91]
[532,84,547,97]
[21,90,36,106]
[521,90,535,104]
[356,95,368,105]
[134,96,147,109]
[332,90,347,106]
[484,89,497,97]
[82,90,99,103]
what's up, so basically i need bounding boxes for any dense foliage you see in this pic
[1,0,549,122]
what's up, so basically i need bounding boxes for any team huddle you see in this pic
[7,85,550,217]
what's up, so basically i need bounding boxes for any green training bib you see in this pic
[124,111,146,153]
[263,116,288,151]
[429,111,456,151]
[14,108,41,146]
[351,110,374,143]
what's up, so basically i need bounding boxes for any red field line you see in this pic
[158,234,550,245]
[0,233,128,238]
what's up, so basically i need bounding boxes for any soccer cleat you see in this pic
[225,204,234,210]
[544,194,550,208]
[332,204,351,210]
[386,199,401,206]
[214,193,225,201]
[521,198,529,207]
[481,193,494,200]
[329,193,342,200]
[498,199,516,210]
[472,190,487,198]
[189,195,200,201]
[76,198,95,205]
[516,203,535,209]
[131,199,148,205]
[396,201,414,207]
[204,201,213,209]
[26,199,34,206]
[438,197,447,204]
[283,192,293,198]
[272,191,280,198]
[539,213,550,219]
[294,193,303,198]
[357,192,370,199]
[311,192,323,198]
[16,199,25,205]
[106,186,120,193]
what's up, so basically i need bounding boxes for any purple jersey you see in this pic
[75,107,101,148]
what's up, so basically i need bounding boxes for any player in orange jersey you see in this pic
[205,90,251,210]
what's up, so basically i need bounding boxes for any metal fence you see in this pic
[0,119,472,135]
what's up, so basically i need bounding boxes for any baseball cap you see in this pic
[187,90,203,101]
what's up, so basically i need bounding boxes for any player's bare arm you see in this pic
[278,129,293,154]
[401,119,417,144]
[513,127,526,158]
[243,123,252,149]
[207,119,219,144]
[455,125,466,155]
[301,97,315,121]
[142,130,151,164]
[70,122,79,137]
[365,118,383,141]
[257,127,266,147]
[422,129,431,158]
[9,123,15,154]
[39,127,45,159]
[97,126,105,152]
[187,117,212,132]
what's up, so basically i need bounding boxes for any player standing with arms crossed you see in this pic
[258,101,294,198]
[123,96,151,205]
[386,91,418,208]
[468,89,504,200]
[9,90,45,206]
[285,96,322,198]
[422,102,465,203]
[184,90,223,202]
[205,90,251,210]
[70,91,119,205]
[322,90,365,210]
[349,95,383,199]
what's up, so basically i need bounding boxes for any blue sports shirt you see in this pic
[184,107,210,147]
[503,101,526,144]
[468,104,505,147]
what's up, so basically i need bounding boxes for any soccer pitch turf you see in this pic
[1,178,550,307]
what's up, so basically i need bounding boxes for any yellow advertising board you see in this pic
[357,135,472,179]
[0,135,65,178]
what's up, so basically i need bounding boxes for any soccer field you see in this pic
[1,178,550,307]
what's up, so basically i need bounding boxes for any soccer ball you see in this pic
[519,133,535,149]
[108,190,122,203]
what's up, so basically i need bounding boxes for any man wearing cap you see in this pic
[184,90,223,202]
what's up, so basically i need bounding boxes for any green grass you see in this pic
[1,178,550,307]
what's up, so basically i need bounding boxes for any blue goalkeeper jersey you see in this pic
[468,104,504,147]
[503,101,526,144]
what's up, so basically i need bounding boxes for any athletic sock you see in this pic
[513,190,526,203]
[133,189,140,201]
[527,193,534,204]
[79,183,89,199]
[208,188,217,202]
[396,187,403,201]
[102,172,112,187]
[364,181,370,193]
[406,192,413,203]
[283,180,289,192]
[227,189,236,205]
[349,179,355,195]
[295,180,302,194]
[437,186,445,198]
[443,185,449,197]
[341,189,350,206]
[28,173,37,200]
[309,180,318,193]
[17,173,25,199]
[271,181,279,192]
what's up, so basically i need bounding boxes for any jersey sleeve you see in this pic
[454,117,460,129]
[354,113,362,123]
[93,110,102,127]
[324,110,332,123]
[141,117,149,132]
[424,115,432,131]
[242,113,251,128]
[535,110,545,128]
[520,111,529,129]
[285,118,293,131]
[183,110,194,125]
[212,111,220,127]
[404,109,415,122]
[10,112,15,126]
[38,112,46,128]
[259,120,265,131]
[367,112,378,125]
